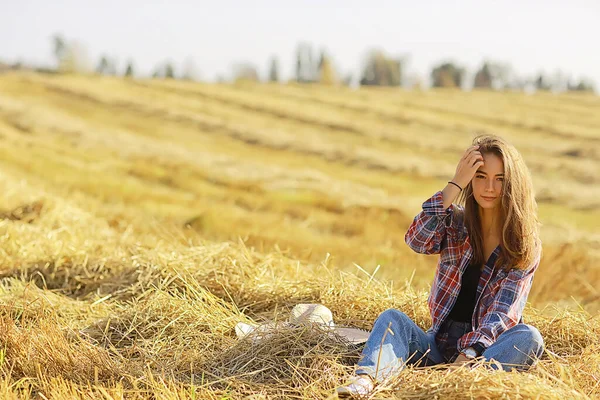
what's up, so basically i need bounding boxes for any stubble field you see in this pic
[0,72,599,398]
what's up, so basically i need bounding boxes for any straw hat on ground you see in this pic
[235,303,371,344]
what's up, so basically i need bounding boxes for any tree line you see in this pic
[3,34,594,93]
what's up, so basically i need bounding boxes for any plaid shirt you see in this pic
[404,191,541,353]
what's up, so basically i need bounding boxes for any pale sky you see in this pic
[3,0,600,86]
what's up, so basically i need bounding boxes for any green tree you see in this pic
[295,43,317,83]
[107,60,117,75]
[182,58,200,81]
[232,63,259,82]
[431,62,464,88]
[318,52,337,85]
[359,50,403,86]
[295,49,302,82]
[268,57,280,82]
[60,42,92,73]
[52,34,67,67]
[124,61,134,77]
[473,63,493,88]
[164,63,175,79]
[317,50,325,71]
[96,55,111,75]
[151,65,162,78]
[535,73,551,91]
[568,78,595,92]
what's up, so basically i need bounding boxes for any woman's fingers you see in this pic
[462,145,480,160]
[467,152,483,167]
[454,146,483,187]
[472,160,484,170]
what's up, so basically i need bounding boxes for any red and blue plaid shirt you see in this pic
[405,191,541,352]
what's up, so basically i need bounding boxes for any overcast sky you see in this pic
[3,0,600,85]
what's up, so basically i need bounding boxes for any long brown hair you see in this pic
[458,134,541,271]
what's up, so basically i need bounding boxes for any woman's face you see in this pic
[471,152,504,210]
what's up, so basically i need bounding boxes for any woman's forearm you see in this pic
[442,183,462,210]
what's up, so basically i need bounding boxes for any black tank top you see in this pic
[447,261,483,322]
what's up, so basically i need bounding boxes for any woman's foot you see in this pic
[336,374,374,397]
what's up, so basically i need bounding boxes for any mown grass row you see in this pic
[0,73,598,304]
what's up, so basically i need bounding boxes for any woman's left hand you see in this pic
[451,353,471,365]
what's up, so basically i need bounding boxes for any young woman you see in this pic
[338,135,544,397]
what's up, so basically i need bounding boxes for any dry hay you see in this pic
[1,73,599,399]
[1,223,598,398]
[0,200,43,223]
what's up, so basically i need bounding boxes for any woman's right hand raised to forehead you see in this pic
[452,145,484,189]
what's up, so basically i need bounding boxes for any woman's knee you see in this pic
[512,324,544,358]
[378,308,409,320]
[375,309,411,328]
[482,324,545,372]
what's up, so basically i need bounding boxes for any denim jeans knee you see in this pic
[482,324,544,372]
[356,309,443,381]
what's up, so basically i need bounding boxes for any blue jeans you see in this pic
[355,309,544,381]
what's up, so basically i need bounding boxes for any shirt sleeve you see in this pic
[457,242,542,351]
[470,342,487,356]
[404,191,464,255]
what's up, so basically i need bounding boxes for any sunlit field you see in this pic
[0,72,599,399]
